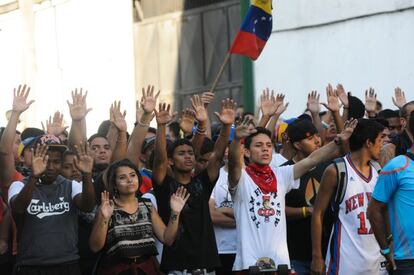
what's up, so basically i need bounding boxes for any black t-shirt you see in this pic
[283,160,330,261]
[153,170,220,271]
[78,171,104,261]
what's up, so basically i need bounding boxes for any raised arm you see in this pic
[10,144,48,214]
[179,108,196,138]
[41,111,68,137]
[310,165,338,275]
[258,88,278,128]
[364,88,377,118]
[152,186,189,246]
[207,98,236,182]
[72,143,96,212]
[126,85,157,167]
[201,91,215,139]
[266,93,288,139]
[190,95,208,158]
[336,84,349,122]
[152,103,176,185]
[321,84,344,134]
[0,85,34,188]
[90,191,113,252]
[307,91,324,138]
[392,87,406,110]
[293,119,357,180]
[228,118,257,189]
[68,89,92,149]
[109,101,128,162]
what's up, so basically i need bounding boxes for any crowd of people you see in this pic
[0,83,413,275]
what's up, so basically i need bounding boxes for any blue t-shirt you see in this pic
[373,155,414,260]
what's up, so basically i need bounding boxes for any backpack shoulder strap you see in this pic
[333,157,348,208]
[369,160,382,174]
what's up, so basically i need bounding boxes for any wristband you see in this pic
[387,234,393,244]
[302,207,307,218]
[380,247,391,256]
[82,172,92,178]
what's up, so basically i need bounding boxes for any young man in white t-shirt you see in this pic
[227,118,357,273]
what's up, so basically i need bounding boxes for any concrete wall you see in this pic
[0,0,136,135]
[254,0,414,118]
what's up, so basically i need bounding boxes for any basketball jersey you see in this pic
[325,155,387,275]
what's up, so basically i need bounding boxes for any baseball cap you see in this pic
[18,136,38,157]
[33,134,67,153]
[287,119,318,143]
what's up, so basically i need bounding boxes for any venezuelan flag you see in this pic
[230,0,272,60]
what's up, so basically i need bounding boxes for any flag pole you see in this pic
[210,52,232,93]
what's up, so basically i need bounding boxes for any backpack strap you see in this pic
[332,157,347,209]
[369,160,382,174]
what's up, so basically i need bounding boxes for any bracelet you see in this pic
[302,207,307,218]
[82,172,92,178]
[30,174,41,181]
[196,127,206,135]
[387,234,393,244]
[380,247,391,256]
[343,106,349,109]
[135,119,150,127]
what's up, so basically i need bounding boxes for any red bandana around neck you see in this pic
[245,163,277,194]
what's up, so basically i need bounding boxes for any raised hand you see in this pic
[392,87,406,109]
[170,186,190,213]
[73,142,94,173]
[141,85,160,114]
[260,88,277,117]
[110,101,127,132]
[155,103,176,125]
[214,98,237,125]
[67,88,92,121]
[31,144,49,177]
[365,88,377,114]
[337,118,358,141]
[234,117,257,139]
[100,191,114,220]
[274,93,288,117]
[321,84,340,112]
[179,108,196,134]
[201,91,215,107]
[42,111,68,136]
[12,84,34,114]
[307,91,320,114]
[335,84,349,108]
[191,95,208,123]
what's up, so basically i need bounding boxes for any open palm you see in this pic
[215,98,236,125]
[170,186,190,213]
[12,84,34,113]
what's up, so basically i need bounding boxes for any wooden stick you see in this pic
[210,52,231,93]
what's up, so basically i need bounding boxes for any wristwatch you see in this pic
[334,136,343,146]
[380,247,391,256]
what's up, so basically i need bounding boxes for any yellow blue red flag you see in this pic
[229,0,273,60]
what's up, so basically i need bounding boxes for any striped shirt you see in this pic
[105,198,158,258]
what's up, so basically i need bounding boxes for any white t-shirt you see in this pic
[142,191,163,262]
[210,167,237,254]
[232,165,299,271]
[8,180,82,203]
[270,151,287,169]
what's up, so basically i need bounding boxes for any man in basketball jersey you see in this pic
[311,119,388,275]
[227,118,357,273]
